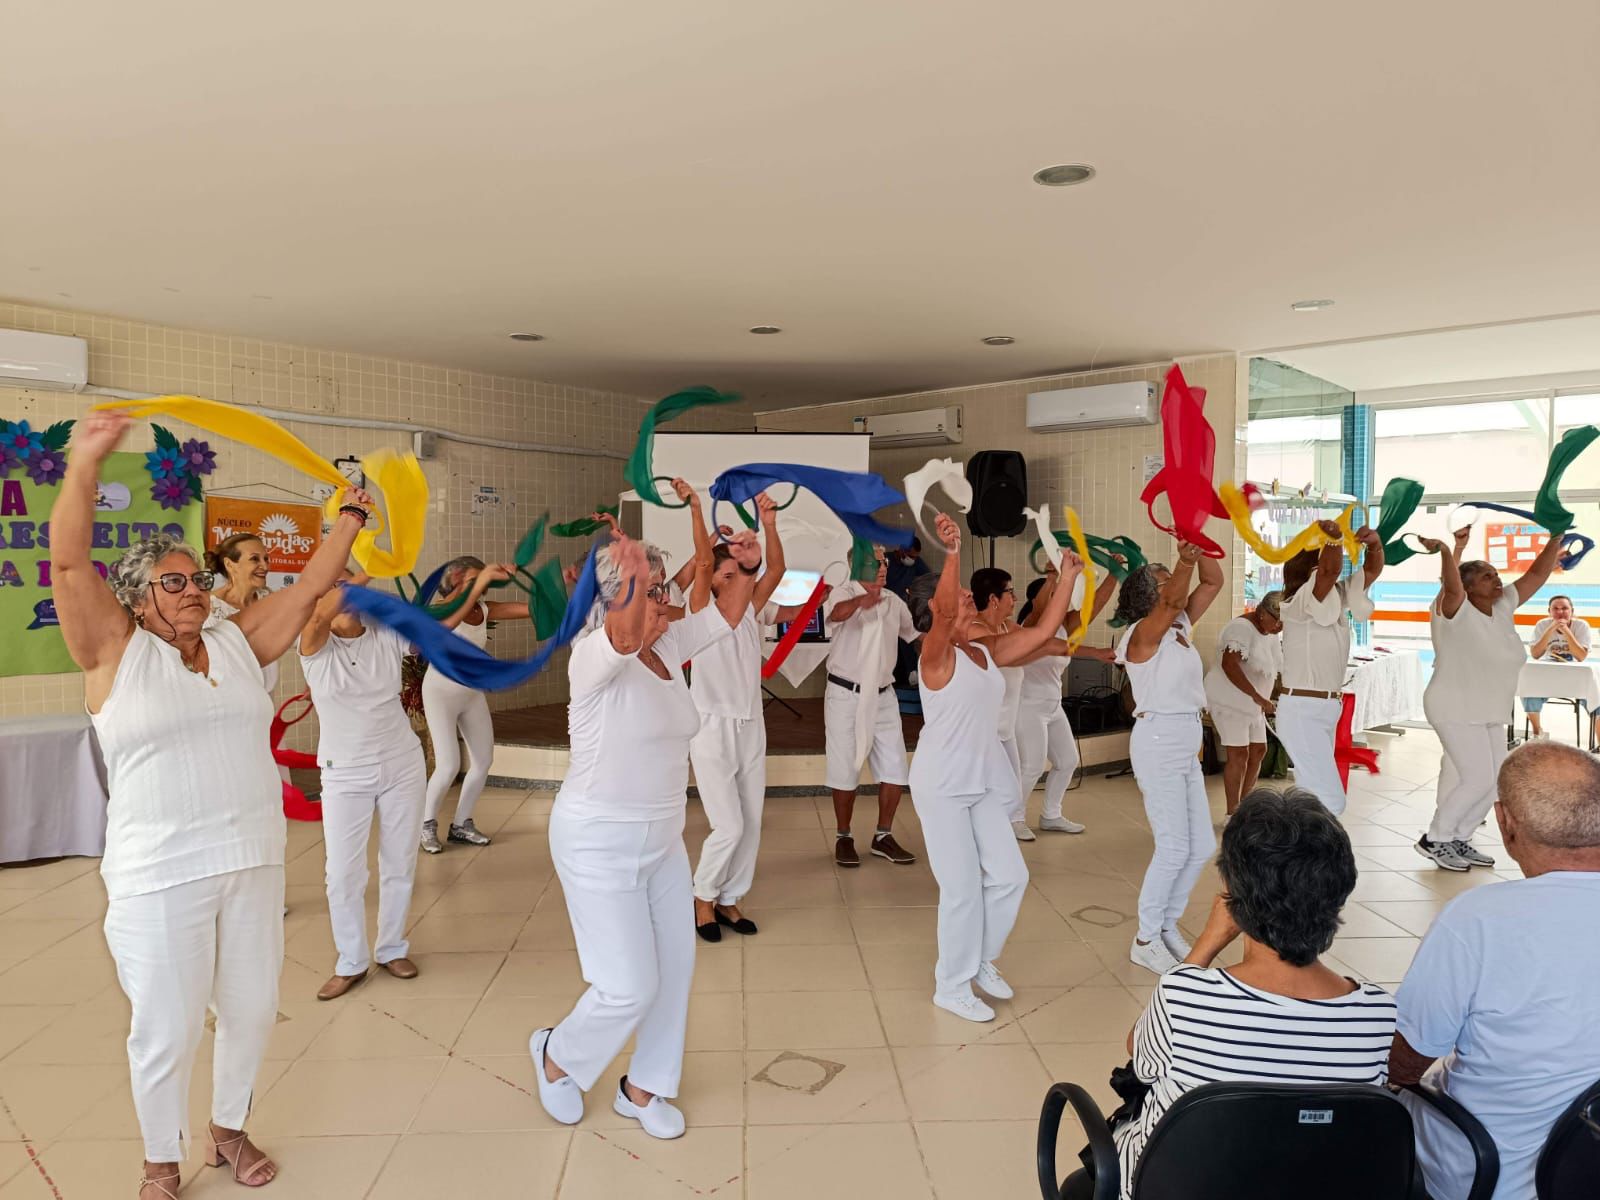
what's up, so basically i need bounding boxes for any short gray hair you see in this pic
[1256,589,1283,621]
[1498,740,1600,849]
[441,555,487,592]
[1459,560,1496,590]
[585,540,668,630]
[1114,563,1167,627]
[108,534,203,612]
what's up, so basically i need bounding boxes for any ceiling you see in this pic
[5,1,1600,405]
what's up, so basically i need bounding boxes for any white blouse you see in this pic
[1204,616,1282,713]
[1424,590,1527,725]
[1116,612,1207,715]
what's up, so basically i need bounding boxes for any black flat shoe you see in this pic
[695,920,722,943]
[714,909,758,935]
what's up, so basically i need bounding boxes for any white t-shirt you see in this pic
[1397,872,1600,1200]
[1204,615,1283,714]
[206,595,280,693]
[1279,576,1373,692]
[1424,591,1527,725]
[823,582,918,689]
[1020,622,1069,707]
[1529,615,1591,663]
[687,599,779,720]
[1115,964,1396,1200]
[1115,612,1206,714]
[559,606,732,821]
[298,623,417,768]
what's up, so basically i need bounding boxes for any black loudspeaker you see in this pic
[964,451,1028,537]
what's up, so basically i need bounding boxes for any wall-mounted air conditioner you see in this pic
[1026,381,1157,432]
[0,330,89,393]
[854,406,963,447]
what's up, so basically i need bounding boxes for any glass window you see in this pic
[1552,393,1600,492]
[1372,400,1549,496]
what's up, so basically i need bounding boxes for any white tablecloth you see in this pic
[0,714,108,863]
[1346,651,1424,732]
[768,642,831,689]
[1517,660,1600,707]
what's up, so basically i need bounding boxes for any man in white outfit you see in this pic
[823,551,921,867]
[299,570,427,1000]
[1274,521,1384,817]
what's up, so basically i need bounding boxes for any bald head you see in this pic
[1497,740,1600,850]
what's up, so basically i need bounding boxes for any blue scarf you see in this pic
[709,463,913,549]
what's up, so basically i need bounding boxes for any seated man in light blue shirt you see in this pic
[1388,739,1600,1199]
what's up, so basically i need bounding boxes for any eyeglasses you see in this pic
[645,583,672,603]
[151,571,216,594]
[1003,587,1016,596]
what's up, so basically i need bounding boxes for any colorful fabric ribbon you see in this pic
[710,463,914,549]
[849,536,881,581]
[1374,477,1426,565]
[270,692,322,822]
[761,576,830,680]
[1218,483,1364,565]
[1021,504,1094,650]
[340,543,602,691]
[903,458,972,545]
[624,387,743,506]
[1534,425,1600,535]
[1139,365,1228,557]
[91,394,428,578]
[550,506,619,538]
[1029,532,1146,580]
[1447,502,1593,570]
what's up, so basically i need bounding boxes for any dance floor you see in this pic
[0,727,1520,1199]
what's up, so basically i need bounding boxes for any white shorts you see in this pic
[1210,703,1266,747]
[824,682,910,791]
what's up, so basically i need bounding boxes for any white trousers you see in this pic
[1130,714,1215,942]
[1274,694,1347,816]
[690,714,767,905]
[915,783,1029,997]
[321,742,427,976]
[1016,699,1080,822]
[1428,720,1507,843]
[103,864,284,1162]
[997,735,1024,821]
[422,672,494,825]
[549,807,695,1097]
[823,682,909,792]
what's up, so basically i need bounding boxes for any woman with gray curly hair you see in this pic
[532,511,737,1141]
[54,411,374,1200]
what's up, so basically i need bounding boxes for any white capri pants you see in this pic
[691,714,767,906]
[823,682,910,792]
[103,864,285,1162]
[548,806,695,1098]
[914,783,1029,998]
[998,735,1024,822]
[1428,720,1507,843]
[1210,703,1267,748]
[1130,713,1215,943]
[1016,698,1080,822]
[422,669,494,826]
[322,742,428,976]
[1274,694,1346,816]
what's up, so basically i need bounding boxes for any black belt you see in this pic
[828,672,890,695]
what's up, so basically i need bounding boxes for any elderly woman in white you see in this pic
[1202,592,1284,817]
[531,512,743,1141]
[55,411,373,1200]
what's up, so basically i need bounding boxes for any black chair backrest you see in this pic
[1133,1082,1416,1200]
[1537,1076,1600,1198]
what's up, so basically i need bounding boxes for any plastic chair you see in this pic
[1536,1076,1600,1198]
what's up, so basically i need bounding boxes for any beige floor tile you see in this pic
[744,944,867,992]
[514,904,579,951]
[917,1119,1041,1200]
[747,1122,929,1200]
[406,911,529,955]
[249,1057,446,1135]
[183,1133,397,1200]
[0,956,118,1005]
[2,998,132,1065]
[1355,900,1452,937]
[355,950,508,1000]
[690,944,745,994]
[0,1062,130,1143]
[755,873,846,908]
[746,989,885,1049]
[892,1043,1053,1121]
[685,991,744,1052]
[1016,985,1146,1044]
[423,882,548,917]
[0,1007,71,1062]
[0,861,96,891]
[847,906,937,945]
[457,997,579,1057]
[1347,871,1442,902]
[745,1047,908,1125]
[1031,1042,1133,1112]
[0,919,95,961]
[1328,936,1420,984]
[368,1130,570,1200]
[557,1124,744,1199]
[1333,903,1413,938]
[302,997,476,1059]
[997,941,1110,990]
[872,990,1027,1046]
[262,1001,344,1060]
[860,941,937,991]
[408,1054,560,1133]
[58,1059,292,1143]
[742,906,856,945]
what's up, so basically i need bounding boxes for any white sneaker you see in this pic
[613,1079,686,1140]
[1011,820,1037,842]
[1450,840,1496,868]
[974,961,1014,1000]
[1130,937,1181,976]
[1161,928,1192,961]
[933,988,996,1023]
[419,819,443,855]
[530,1028,584,1125]
[1415,836,1469,872]
[1039,816,1086,834]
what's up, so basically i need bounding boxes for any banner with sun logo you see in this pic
[205,496,324,592]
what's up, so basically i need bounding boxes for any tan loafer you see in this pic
[316,970,368,1001]
[381,957,419,979]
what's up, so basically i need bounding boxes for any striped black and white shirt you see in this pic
[1112,965,1396,1200]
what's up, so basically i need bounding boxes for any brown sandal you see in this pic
[138,1172,180,1200]
[206,1126,276,1187]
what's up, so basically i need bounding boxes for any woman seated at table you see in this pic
[1524,593,1593,739]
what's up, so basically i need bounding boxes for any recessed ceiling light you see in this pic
[508,332,545,341]
[1033,164,1096,187]
[981,335,1016,346]
[1290,299,1335,312]
[749,325,782,335]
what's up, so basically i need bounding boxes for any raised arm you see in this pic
[751,493,787,611]
[669,479,715,613]
[1020,566,1058,629]
[1356,525,1385,588]
[53,412,137,675]
[434,565,506,631]
[1127,543,1202,663]
[1514,529,1567,607]
[603,536,653,654]
[298,573,355,658]
[1185,547,1225,625]
[987,553,1083,667]
[1310,522,1345,602]
[917,514,965,689]
[1418,536,1465,619]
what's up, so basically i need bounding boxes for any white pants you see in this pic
[548,807,695,1097]
[823,682,909,792]
[422,671,494,826]
[1428,720,1507,843]
[103,865,284,1162]
[322,742,427,976]
[1016,699,1080,822]
[1275,694,1346,816]
[997,735,1024,821]
[1130,714,1215,942]
[690,714,767,905]
[915,783,1029,997]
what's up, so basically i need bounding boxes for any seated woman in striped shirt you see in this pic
[1111,787,1397,1198]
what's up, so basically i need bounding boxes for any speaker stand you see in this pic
[988,537,996,569]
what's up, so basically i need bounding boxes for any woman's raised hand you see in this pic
[1176,540,1203,564]
[670,478,699,508]
[71,411,134,463]
[934,512,961,552]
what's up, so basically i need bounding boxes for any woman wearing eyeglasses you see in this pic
[54,412,375,1200]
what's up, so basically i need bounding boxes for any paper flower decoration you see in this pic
[179,438,216,476]
[0,442,19,478]
[151,474,197,510]
[145,446,186,480]
[25,449,66,486]
[3,420,42,460]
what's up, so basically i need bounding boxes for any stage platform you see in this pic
[487,697,1132,791]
